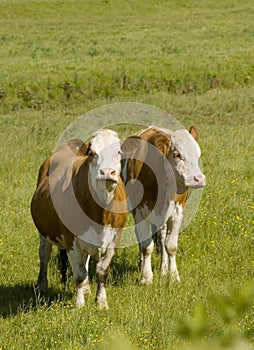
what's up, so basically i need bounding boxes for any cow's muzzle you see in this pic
[97,168,118,183]
[187,174,206,189]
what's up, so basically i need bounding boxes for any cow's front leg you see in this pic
[95,248,115,309]
[67,239,90,307]
[139,237,154,285]
[36,233,52,293]
[152,224,169,276]
[165,204,183,282]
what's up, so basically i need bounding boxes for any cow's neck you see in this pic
[88,174,116,205]
[71,159,113,224]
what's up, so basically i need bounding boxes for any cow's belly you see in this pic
[135,201,175,228]
[45,234,66,249]
[42,225,117,255]
[77,225,117,256]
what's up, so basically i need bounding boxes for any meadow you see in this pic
[0,0,254,349]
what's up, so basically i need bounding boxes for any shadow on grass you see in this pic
[110,258,138,285]
[0,256,137,318]
[87,251,139,286]
[0,284,73,318]
[0,248,139,318]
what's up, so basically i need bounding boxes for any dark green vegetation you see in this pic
[0,0,253,349]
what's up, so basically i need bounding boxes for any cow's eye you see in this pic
[88,149,98,159]
[173,151,181,159]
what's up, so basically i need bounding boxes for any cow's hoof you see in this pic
[76,302,85,308]
[75,293,85,308]
[161,268,169,277]
[83,285,92,296]
[35,284,48,295]
[171,271,180,283]
[140,277,153,286]
[97,298,109,310]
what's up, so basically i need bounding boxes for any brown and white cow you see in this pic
[31,129,127,309]
[121,125,205,285]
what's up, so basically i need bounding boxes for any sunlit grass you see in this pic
[1,0,254,111]
[0,0,254,349]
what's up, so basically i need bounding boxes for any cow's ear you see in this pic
[189,125,199,140]
[77,142,89,156]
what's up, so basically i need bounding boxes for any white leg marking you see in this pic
[67,239,89,307]
[159,224,169,276]
[37,233,52,293]
[165,204,183,282]
[140,239,154,285]
[95,248,115,310]
[83,255,91,296]
[134,211,154,285]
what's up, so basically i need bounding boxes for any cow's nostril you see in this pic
[99,168,117,179]
[194,175,206,184]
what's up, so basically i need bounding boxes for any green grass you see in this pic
[0,0,254,349]
[1,0,254,110]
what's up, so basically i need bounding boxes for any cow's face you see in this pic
[88,129,122,204]
[168,129,206,193]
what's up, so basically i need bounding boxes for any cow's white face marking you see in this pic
[88,129,122,204]
[169,129,206,193]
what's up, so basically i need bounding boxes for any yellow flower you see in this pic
[210,240,215,247]
[231,178,239,184]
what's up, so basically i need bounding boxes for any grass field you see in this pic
[0,0,254,349]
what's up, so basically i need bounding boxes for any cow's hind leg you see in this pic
[36,233,52,293]
[152,224,169,276]
[139,237,154,285]
[134,217,154,285]
[157,224,169,277]
[165,204,183,282]
[58,249,69,285]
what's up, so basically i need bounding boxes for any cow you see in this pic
[31,129,127,309]
[121,125,206,285]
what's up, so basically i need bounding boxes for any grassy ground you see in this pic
[0,0,254,349]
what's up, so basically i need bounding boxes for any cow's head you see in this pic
[168,126,206,194]
[87,129,122,204]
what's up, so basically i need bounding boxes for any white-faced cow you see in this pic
[31,129,127,309]
[121,125,205,285]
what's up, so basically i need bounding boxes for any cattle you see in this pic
[31,129,127,309]
[121,125,206,285]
